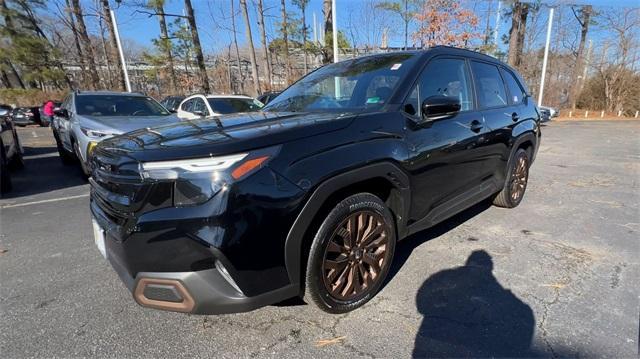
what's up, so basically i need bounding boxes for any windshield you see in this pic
[76,95,171,117]
[207,98,263,114]
[263,53,419,113]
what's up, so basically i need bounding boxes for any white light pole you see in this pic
[494,1,502,45]
[538,7,554,107]
[110,9,131,92]
[332,0,338,63]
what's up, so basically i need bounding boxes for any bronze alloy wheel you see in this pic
[321,210,389,301]
[510,154,529,202]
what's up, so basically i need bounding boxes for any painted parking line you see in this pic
[0,193,89,209]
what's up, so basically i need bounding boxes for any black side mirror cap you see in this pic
[54,108,69,118]
[421,95,461,121]
[192,110,206,117]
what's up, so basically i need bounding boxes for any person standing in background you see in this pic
[43,100,55,127]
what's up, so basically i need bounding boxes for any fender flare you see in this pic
[283,161,411,286]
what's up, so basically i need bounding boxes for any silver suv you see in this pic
[52,91,180,176]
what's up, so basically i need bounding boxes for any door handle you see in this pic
[470,120,483,133]
[512,112,520,122]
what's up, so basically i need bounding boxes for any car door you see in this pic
[1,108,15,157]
[56,95,73,150]
[469,61,520,185]
[403,57,493,225]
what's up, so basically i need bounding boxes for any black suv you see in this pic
[90,47,540,314]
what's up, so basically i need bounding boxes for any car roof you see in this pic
[75,91,147,97]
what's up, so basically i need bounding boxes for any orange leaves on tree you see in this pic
[412,0,482,48]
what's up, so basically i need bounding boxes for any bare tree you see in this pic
[71,0,100,89]
[568,5,593,110]
[184,0,210,93]
[239,0,260,95]
[293,0,309,74]
[507,0,529,68]
[322,0,332,63]
[280,0,291,84]
[150,0,178,93]
[229,0,244,93]
[256,0,272,90]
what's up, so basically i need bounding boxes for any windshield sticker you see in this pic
[390,63,402,70]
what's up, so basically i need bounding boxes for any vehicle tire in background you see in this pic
[304,193,396,314]
[53,130,75,165]
[8,131,24,169]
[493,148,530,208]
[0,141,12,194]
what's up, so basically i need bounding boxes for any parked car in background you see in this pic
[1,105,24,193]
[11,107,40,126]
[159,95,185,113]
[90,47,541,315]
[52,91,180,177]
[538,105,558,122]
[257,91,280,105]
[176,94,263,120]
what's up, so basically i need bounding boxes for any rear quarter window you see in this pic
[470,61,508,109]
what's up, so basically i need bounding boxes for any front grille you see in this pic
[90,147,173,222]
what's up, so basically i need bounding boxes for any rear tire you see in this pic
[8,131,24,170]
[73,140,90,178]
[493,148,530,208]
[303,193,396,314]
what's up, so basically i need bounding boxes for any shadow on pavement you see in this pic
[412,250,536,357]
[2,145,87,199]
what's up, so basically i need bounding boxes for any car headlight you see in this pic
[139,146,279,206]
[81,127,111,139]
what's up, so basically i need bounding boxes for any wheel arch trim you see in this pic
[283,161,411,287]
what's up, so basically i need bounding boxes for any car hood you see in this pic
[79,114,181,134]
[98,111,355,162]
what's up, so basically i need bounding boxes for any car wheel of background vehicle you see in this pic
[8,131,24,169]
[53,130,75,165]
[493,148,530,208]
[0,141,12,194]
[304,193,396,314]
[73,140,90,177]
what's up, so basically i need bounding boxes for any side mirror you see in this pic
[421,96,461,121]
[192,110,206,117]
[54,108,69,119]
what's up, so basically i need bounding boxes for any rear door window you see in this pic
[470,61,508,109]
[500,68,527,105]
[181,99,194,112]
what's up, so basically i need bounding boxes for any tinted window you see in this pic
[181,99,194,112]
[500,68,526,105]
[76,95,170,116]
[405,58,474,116]
[207,98,263,114]
[192,98,209,115]
[470,61,508,108]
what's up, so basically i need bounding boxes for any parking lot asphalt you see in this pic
[1,121,638,358]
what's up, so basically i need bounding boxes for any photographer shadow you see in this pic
[413,250,536,358]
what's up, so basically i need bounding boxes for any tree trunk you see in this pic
[98,18,114,89]
[302,6,308,74]
[403,0,408,50]
[184,0,210,93]
[507,0,528,68]
[257,0,272,91]
[281,0,291,84]
[240,0,260,95]
[568,5,592,110]
[230,0,244,93]
[322,0,332,64]
[155,1,178,93]
[71,0,100,89]
[100,0,126,91]
[64,0,86,87]
[0,68,11,88]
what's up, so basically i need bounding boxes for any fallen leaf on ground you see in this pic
[315,336,346,347]
[540,283,566,289]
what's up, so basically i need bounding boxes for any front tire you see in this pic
[73,140,90,177]
[0,141,12,194]
[493,148,530,208]
[304,193,396,314]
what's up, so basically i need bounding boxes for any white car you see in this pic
[176,94,264,120]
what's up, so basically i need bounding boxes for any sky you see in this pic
[82,0,639,55]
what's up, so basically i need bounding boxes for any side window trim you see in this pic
[470,60,510,110]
